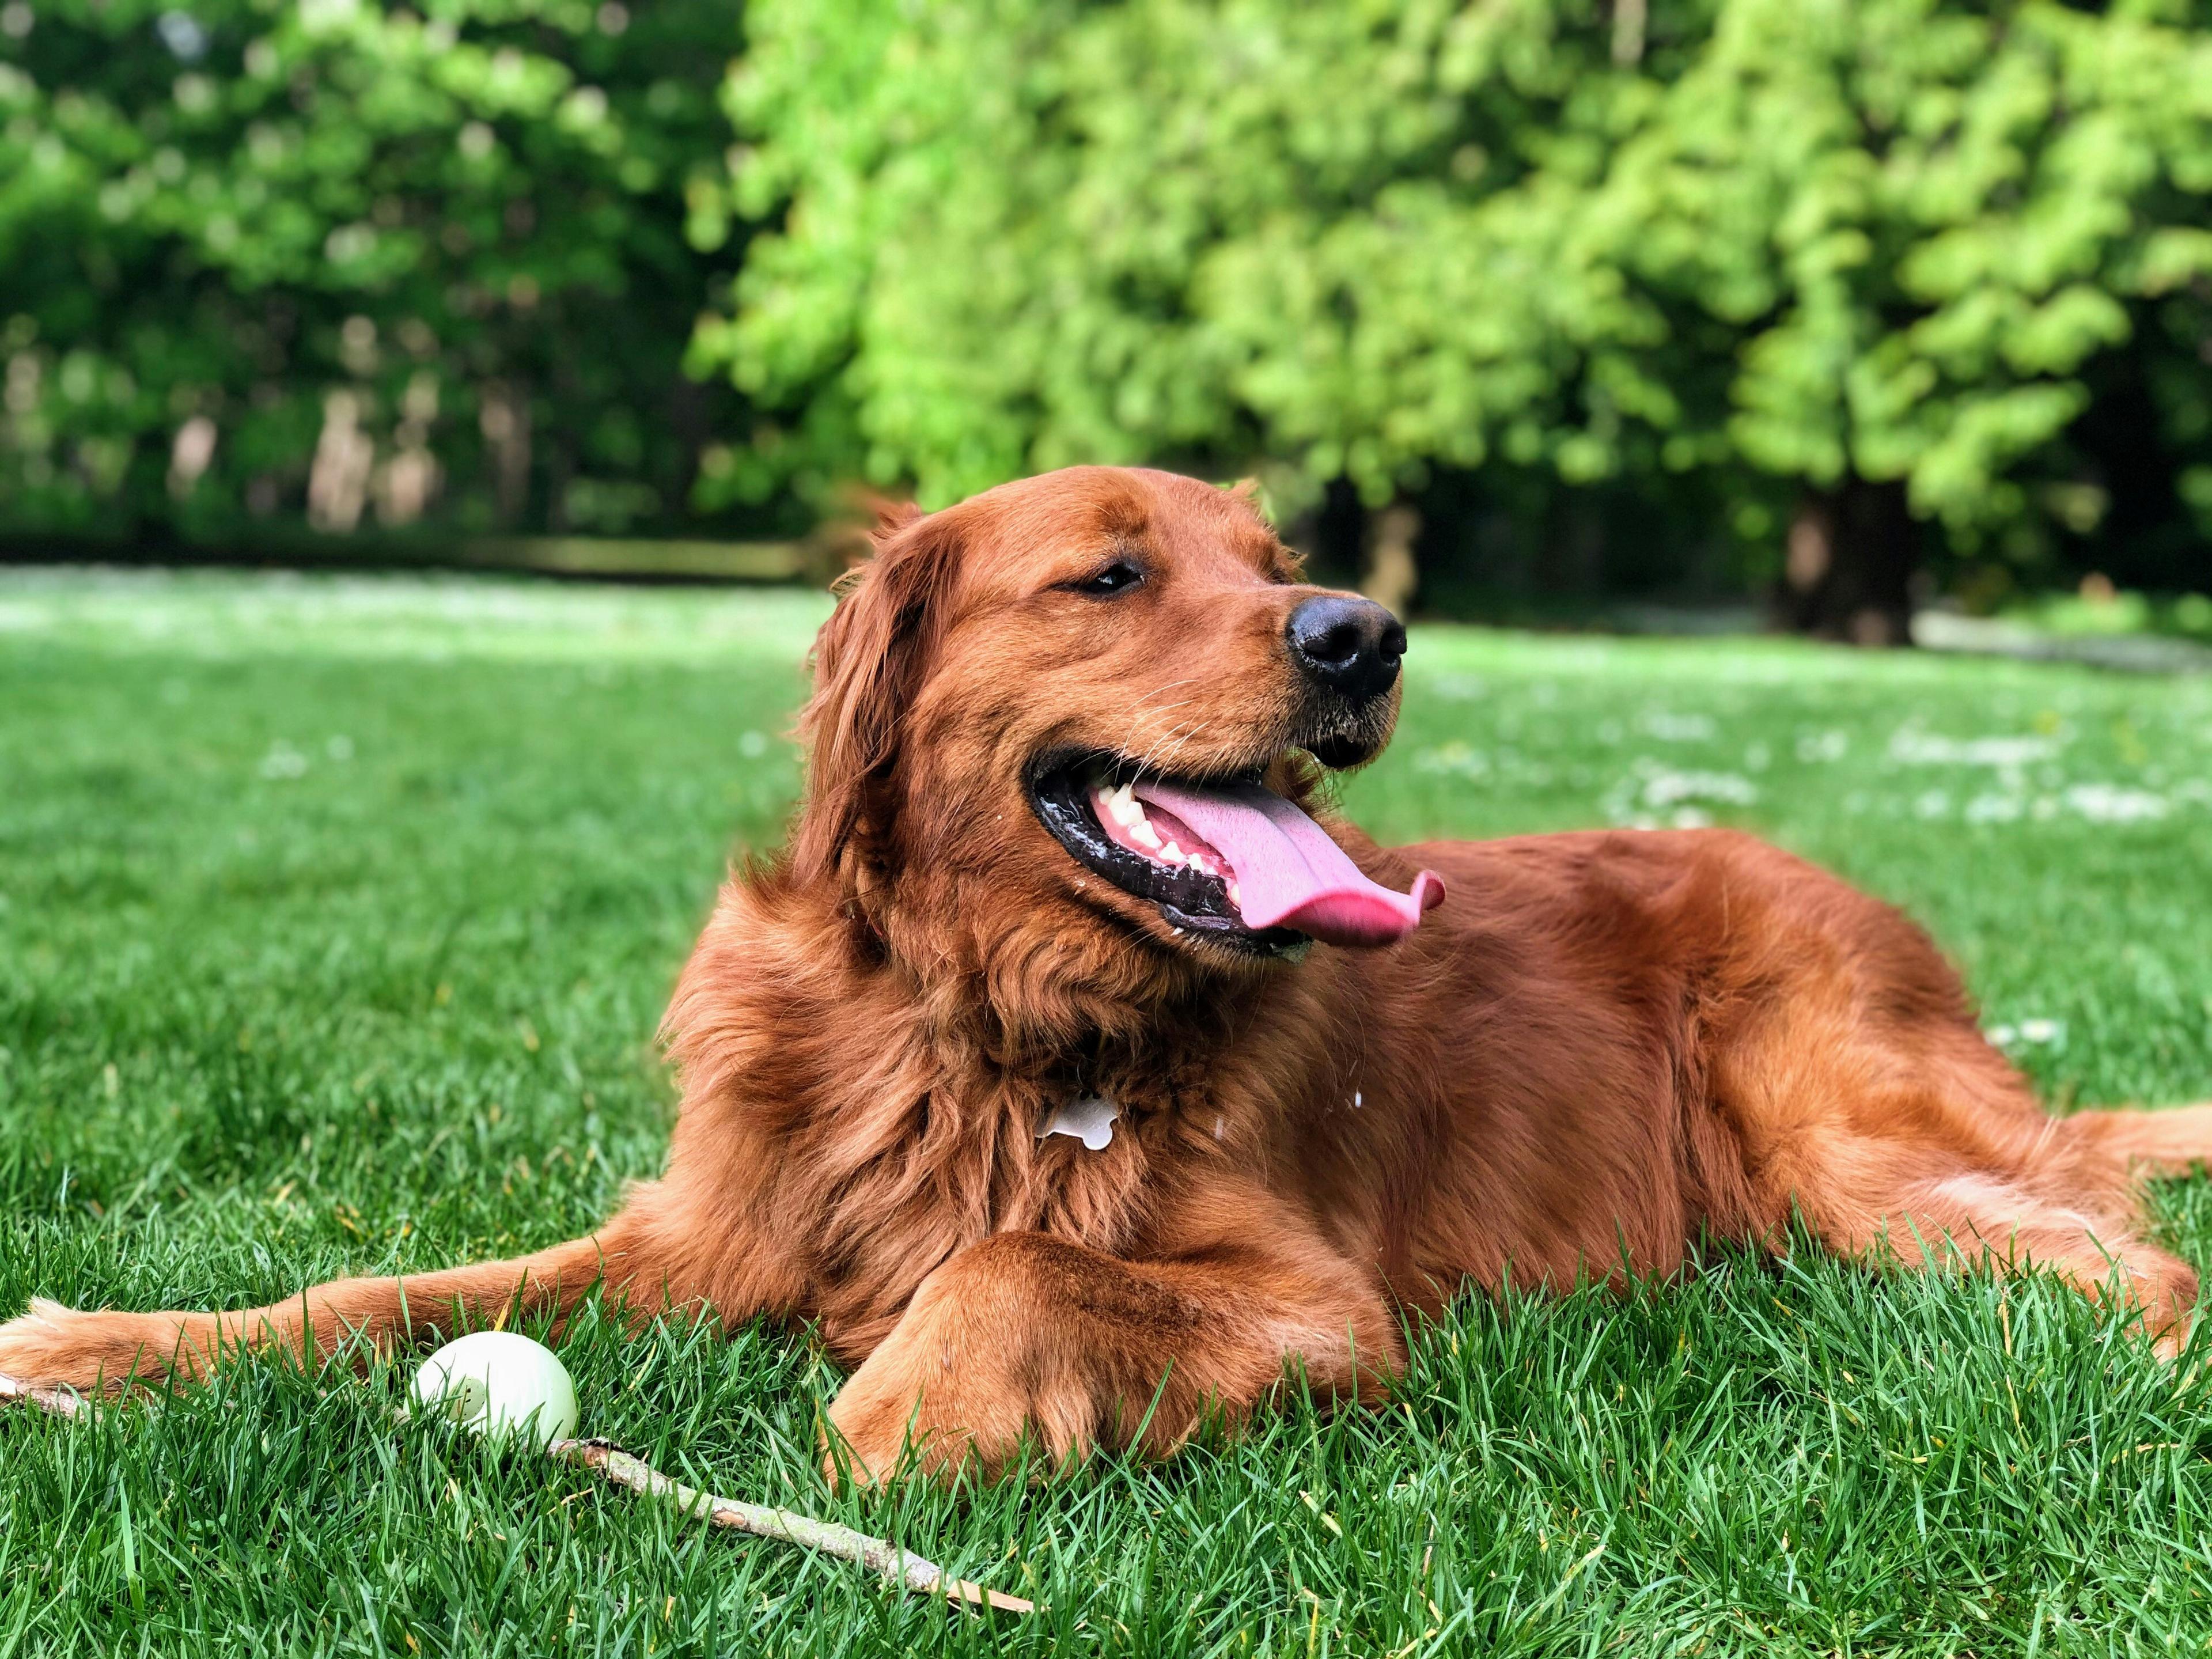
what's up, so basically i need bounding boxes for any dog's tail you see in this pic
[2066,1104,2212,1177]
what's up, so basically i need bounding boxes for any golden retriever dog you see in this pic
[3,464,2207,1481]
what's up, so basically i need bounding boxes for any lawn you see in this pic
[3,568,2211,1657]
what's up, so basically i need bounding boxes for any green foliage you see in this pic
[0,0,748,541]
[6,1,2211,594]
[710,0,2212,586]
[1603,0,2212,540]
[7,570,2212,1650]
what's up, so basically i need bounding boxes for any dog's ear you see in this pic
[790,504,958,886]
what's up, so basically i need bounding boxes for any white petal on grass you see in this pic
[1964,793,2024,824]
[1639,768,1758,808]
[257,742,309,780]
[2063,783,2170,824]
[1641,711,1717,743]
[1604,763,1758,827]
[1888,729,2060,767]
[1986,1019,2066,1050]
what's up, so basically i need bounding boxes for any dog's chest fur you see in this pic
[662,871,1351,1358]
[777,1025,1295,1356]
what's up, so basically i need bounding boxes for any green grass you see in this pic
[3,569,2211,1657]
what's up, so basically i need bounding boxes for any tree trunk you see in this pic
[1286,476,1368,590]
[1361,503,1421,619]
[1776,476,1918,646]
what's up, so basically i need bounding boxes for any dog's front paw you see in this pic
[821,1248,1115,1487]
[824,1348,1066,1489]
[823,1362,1052,1495]
[0,1300,212,1392]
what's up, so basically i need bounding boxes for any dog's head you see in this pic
[789,465,1441,1011]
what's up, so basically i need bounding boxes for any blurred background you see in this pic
[6,14,2212,1641]
[3,0,2210,646]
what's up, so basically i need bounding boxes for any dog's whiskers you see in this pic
[1120,709,1199,778]
[1130,719,1212,789]
[1126,722,1194,786]
[1130,676,1200,709]
[1109,679,1203,782]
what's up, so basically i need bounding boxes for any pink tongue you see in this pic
[1132,779,1444,948]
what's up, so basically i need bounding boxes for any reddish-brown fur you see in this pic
[3,465,2206,1481]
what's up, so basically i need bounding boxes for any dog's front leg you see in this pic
[824,1228,1397,1485]
[0,1183,791,1392]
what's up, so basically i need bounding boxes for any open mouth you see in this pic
[1027,752,1444,955]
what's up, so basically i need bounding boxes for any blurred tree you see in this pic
[1593,0,2212,638]
[0,0,756,544]
[7,0,2209,612]
[704,0,2212,631]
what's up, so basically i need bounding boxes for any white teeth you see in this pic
[1090,778,1234,884]
[1226,878,1242,907]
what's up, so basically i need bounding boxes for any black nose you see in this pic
[1286,594,1406,703]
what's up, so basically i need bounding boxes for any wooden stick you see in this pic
[549,1438,1033,1613]
[0,1376,1031,1615]
[0,1373,92,1419]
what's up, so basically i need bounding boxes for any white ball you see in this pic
[412,1331,579,1449]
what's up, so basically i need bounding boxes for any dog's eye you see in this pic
[1073,560,1145,596]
